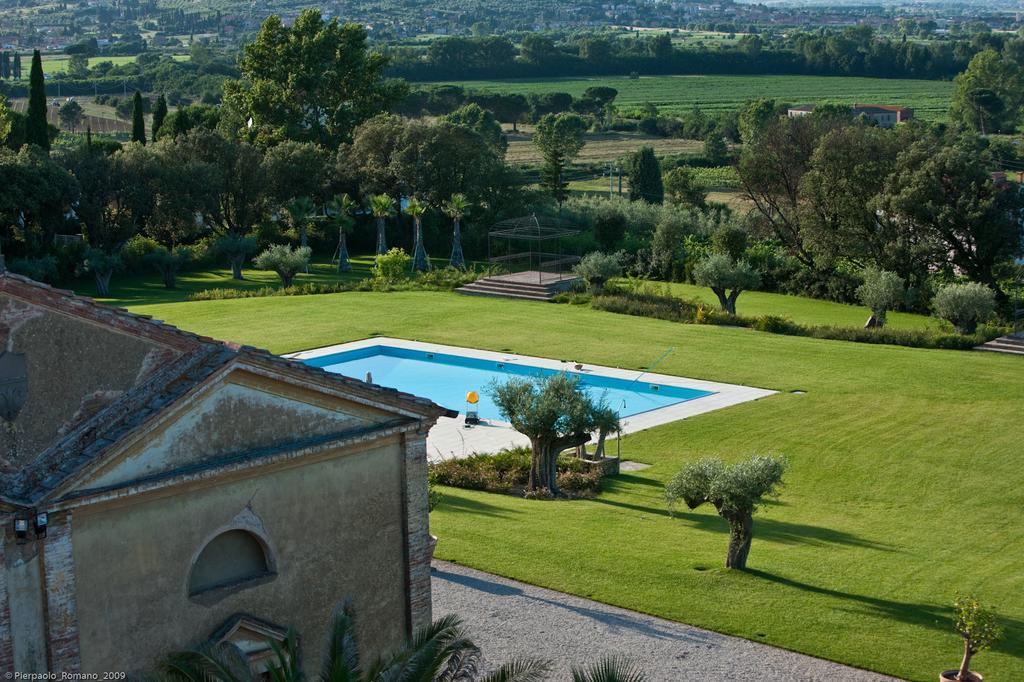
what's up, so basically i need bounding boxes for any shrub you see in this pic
[753,314,802,335]
[932,282,996,334]
[373,248,412,285]
[574,251,623,293]
[8,255,58,283]
[252,244,312,288]
[855,267,904,327]
[120,235,162,273]
[430,447,603,498]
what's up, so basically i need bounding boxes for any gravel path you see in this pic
[432,560,897,681]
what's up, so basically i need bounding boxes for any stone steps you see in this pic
[976,333,1024,356]
[456,276,576,302]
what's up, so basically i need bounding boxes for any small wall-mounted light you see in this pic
[13,518,29,541]
[35,512,48,539]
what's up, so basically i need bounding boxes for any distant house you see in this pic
[787,103,914,128]
[0,271,454,675]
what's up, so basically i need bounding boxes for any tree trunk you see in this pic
[161,267,176,289]
[725,512,754,569]
[338,231,351,272]
[230,253,246,280]
[411,218,430,272]
[376,218,387,255]
[528,441,545,491]
[712,287,731,313]
[450,218,466,270]
[280,271,294,288]
[957,640,973,681]
[593,428,608,459]
[94,270,112,297]
[726,290,740,316]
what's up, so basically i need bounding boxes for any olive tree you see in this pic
[214,233,258,280]
[693,254,761,316]
[665,455,786,570]
[948,594,1002,682]
[856,267,904,328]
[933,282,996,334]
[144,245,192,289]
[489,373,615,496]
[253,244,311,288]
[573,251,623,294]
[78,248,123,297]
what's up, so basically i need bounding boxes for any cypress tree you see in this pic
[25,50,49,150]
[1,53,9,80]
[626,146,664,204]
[85,125,92,151]
[13,53,21,80]
[131,90,146,144]
[151,93,167,141]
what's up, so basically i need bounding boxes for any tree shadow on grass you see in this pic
[438,492,521,519]
[603,473,663,490]
[595,498,895,552]
[433,565,714,644]
[746,569,1024,660]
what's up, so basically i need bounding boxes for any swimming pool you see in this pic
[301,344,715,422]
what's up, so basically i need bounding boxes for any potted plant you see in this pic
[941,594,1003,682]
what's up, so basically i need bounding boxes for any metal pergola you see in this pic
[487,215,582,285]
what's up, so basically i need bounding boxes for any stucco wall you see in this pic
[0,294,174,472]
[70,438,410,674]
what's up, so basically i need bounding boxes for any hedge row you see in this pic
[588,291,1008,351]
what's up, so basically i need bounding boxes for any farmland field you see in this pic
[434,74,953,119]
[505,130,704,165]
[33,53,190,75]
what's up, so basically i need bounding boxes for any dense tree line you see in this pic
[387,27,984,82]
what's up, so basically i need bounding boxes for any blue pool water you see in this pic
[303,345,714,421]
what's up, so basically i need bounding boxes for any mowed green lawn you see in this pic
[432,74,953,120]
[121,290,1024,681]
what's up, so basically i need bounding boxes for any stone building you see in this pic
[0,272,453,674]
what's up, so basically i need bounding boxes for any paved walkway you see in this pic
[432,561,897,681]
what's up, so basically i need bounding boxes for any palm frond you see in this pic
[405,196,427,217]
[369,194,396,217]
[319,609,363,682]
[373,614,479,682]
[263,630,302,682]
[570,656,646,682]
[161,643,255,682]
[477,658,551,682]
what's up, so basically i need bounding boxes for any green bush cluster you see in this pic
[430,448,602,498]
[186,267,484,301]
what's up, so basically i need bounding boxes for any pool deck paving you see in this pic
[432,560,899,682]
[288,337,777,461]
